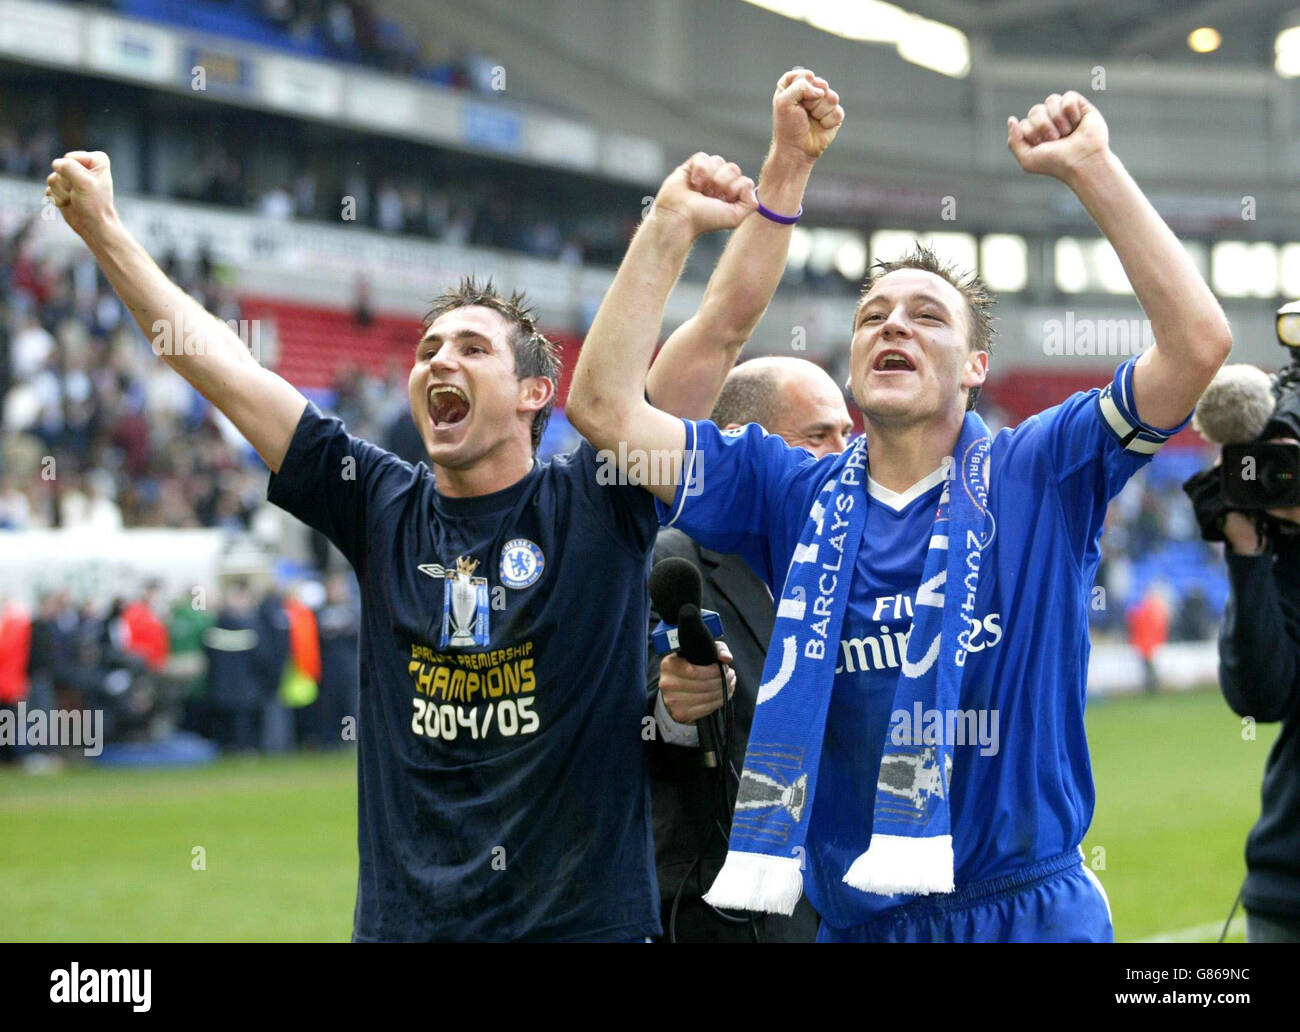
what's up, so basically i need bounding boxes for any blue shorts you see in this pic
[817,849,1114,943]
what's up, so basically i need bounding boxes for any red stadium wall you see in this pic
[239,297,1203,447]
[982,369,1205,448]
[239,296,582,400]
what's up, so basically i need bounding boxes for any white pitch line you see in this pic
[1133,916,1245,943]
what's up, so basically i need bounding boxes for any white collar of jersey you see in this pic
[866,462,949,512]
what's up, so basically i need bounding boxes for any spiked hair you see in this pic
[421,276,561,450]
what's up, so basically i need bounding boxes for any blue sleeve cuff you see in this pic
[1096,357,1192,454]
[654,418,699,528]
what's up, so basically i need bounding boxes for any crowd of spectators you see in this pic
[1096,461,1223,648]
[70,0,501,88]
[0,573,361,768]
[0,219,272,531]
[175,140,640,267]
[1,116,639,269]
[0,127,60,184]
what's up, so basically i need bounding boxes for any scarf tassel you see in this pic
[843,833,955,896]
[703,852,804,916]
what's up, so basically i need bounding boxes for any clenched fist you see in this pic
[771,68,845,164]
[45,151,117,242]
[1007,91,1109,182]
[650,152,757,238]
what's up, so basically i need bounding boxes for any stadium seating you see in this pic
[985,369,1207,451]
[238,295,584,399]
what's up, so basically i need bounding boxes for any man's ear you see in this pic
[963,350,989,392]
[518,375,556,416]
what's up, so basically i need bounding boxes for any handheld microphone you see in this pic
[648,558,725,768]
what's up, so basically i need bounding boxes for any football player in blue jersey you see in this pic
[568,90,1232,942]
[45,68,844,941]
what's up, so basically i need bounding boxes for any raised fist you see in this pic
[1007,91,1109,181]
[771,67,844,164]
[650,152,757,238]
[45,151,117,242]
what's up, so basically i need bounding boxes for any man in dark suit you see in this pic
[648,356,853,942]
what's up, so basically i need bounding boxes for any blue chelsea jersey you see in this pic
[268,404,661,942]
[658,357,1189,930]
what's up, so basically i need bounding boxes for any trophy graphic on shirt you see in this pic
[441,556,489,648]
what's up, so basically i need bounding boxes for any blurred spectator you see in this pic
[11,310,53,380]
[169,590,214,733]
[1127,583,1172,695]
[317,572,360,748]
[375,180,403,233]
[293,171,318,219]
[343,169,371,225]
[202,580,269,752]
[258,187,294,220]
[1131,489,1165,558]
[322,0,356,58]
[0,597,31,707]
[262,0,296,30]
[353,275,373,328]
[120,580,170,673]
[383,407,426,467]
[257,586,293,752]
[280,584,324,747]
[1172,585,1213,643]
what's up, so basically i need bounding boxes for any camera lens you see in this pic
[1259,452,1298,503]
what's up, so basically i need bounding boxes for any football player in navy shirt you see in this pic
[568,91,1233,941]
[46,67,845,940]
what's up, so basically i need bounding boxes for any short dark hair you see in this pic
[421,276,561,451]
[710,361,782,429]
[859,244,997,411]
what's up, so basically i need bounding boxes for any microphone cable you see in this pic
[667,656,761,942]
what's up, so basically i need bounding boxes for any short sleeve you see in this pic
[563,439,661,558]
[655,419,814,580]
[1007,356,1191,556]
[267,403,420,571]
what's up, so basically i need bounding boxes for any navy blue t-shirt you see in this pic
[267,403,661,941]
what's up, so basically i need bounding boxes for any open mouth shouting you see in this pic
[428,383,471,431]
[871,349,917,374]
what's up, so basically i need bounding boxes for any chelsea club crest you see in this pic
[499,538,544,589]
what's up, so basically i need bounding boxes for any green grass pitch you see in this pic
[0,688,1276,942]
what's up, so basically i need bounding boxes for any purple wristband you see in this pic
[754,192,802,225]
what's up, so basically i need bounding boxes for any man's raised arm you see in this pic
[647,68,844,419]
[1007,93,1233,426]
[46,151,307,473]
[566,155,757,505]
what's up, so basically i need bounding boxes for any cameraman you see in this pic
[1218,501,1300,942]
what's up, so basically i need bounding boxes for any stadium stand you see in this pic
[0,0,1242,765]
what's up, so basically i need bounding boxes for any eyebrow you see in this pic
[855,292,954,324]
[417,328,494,349]
[803,420,852,436]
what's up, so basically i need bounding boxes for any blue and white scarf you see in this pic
[704,413,993,914]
